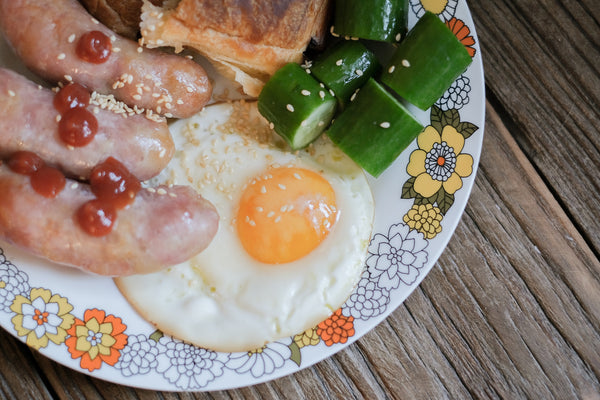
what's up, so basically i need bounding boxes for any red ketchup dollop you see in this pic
[7,151,44,175]
[76,31,112,64]
[30,165,67,198]
[76,199,117,237]
[7,152,66,199]
[53,82,91,114]
[54,83,98,147]
[77,157,141,237]
[89,157,141,210]
[58,108,98,147]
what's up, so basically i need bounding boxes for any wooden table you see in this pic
[1,0,599,398]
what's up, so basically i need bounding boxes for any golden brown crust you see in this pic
[141,0,331,96]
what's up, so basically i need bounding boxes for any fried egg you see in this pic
[115,101,374,352]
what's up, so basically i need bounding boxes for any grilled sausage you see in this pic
[0,0,212,118]
[0,67,173,181]
[0,164,219,276]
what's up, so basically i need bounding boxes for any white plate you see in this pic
[0,0,484,391]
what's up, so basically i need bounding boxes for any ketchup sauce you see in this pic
[54,83,98,147]
[7,152,66,199]
[58,108,98,147]
[30,165,66,198]
[76,31,112,64]
[90,157,141,210]
[6,151,140,237]
[7,151,44,175]
[79,157,141,236]
[53,82,90,114]
[76,199,117,237]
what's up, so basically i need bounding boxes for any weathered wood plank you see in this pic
[469,0,600,252]
[0,333,54,399]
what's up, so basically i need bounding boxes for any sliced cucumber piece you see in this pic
[326,79,423,177]
[332,0,408,42]
[258,63,338,150]
[381,12,473,110]
[310,41,380,107]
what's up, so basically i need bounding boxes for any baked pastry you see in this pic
[79,0,164,39]
[140,0,331,96]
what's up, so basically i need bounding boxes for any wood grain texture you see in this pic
[0,0,599,398]
[468,0,600,252]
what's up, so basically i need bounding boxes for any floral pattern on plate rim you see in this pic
[0,0,482,391]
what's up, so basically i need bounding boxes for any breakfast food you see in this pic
[0,68,173,181]
[0,162,219,276]
[0,0,212,118]
[140,0,331,96]
[78,0,165,40]
[116,101,374,351]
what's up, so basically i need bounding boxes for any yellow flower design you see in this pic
[293,327,320,348]
[10,288,74,349]
[421,0,449,14]
[410,0,458,20]
[404,204,443,239]
[407,125,473,198]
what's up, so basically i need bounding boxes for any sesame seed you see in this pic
[301,89,311,96]
[260,186,267,194]
[137,47,143,53]
[336,59,343,66]
[169,193,177,198]
[275,216,282,223]
[68,34,76,43]
[388,65,396,73]
[380,122,391,128]
[305,68,311,74]
[7,90,15,97]
[57,53,66,60]
[319,91,326,99]
[113,47,121,53]
[286,104,295,112]
[280,205,288,212]
[329,89,335,97]
[269,122,275,130]
[256,207,264,212]
[133,94,142,100]
[402,59,411,67]
[157,188,167,195]
[278,184,286,190]
[55,115,61,122]
[248,220,256,227]
[267,211,275,218]
[91,17,99,24]
[355,69,363,76]
[146,187,156,193]
[300,120,307,127]
[70,182,79,189]
[64,75,73,82]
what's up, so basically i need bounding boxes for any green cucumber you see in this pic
[326,79,423,177]
[332,0,408,42]
[258,63,337,150]
[310,41,381,107]
[381,12,473,110]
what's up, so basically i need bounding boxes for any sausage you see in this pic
[0,164,219,276]
[0,67,174,181]
[0,0,212,119]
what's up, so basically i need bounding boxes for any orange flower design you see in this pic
[65,309,127,372]
[446,18,476,57]
[316,309,355,346]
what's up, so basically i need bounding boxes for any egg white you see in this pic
[115,101,374,352]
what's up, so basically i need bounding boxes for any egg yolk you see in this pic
[236,167,338,264]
